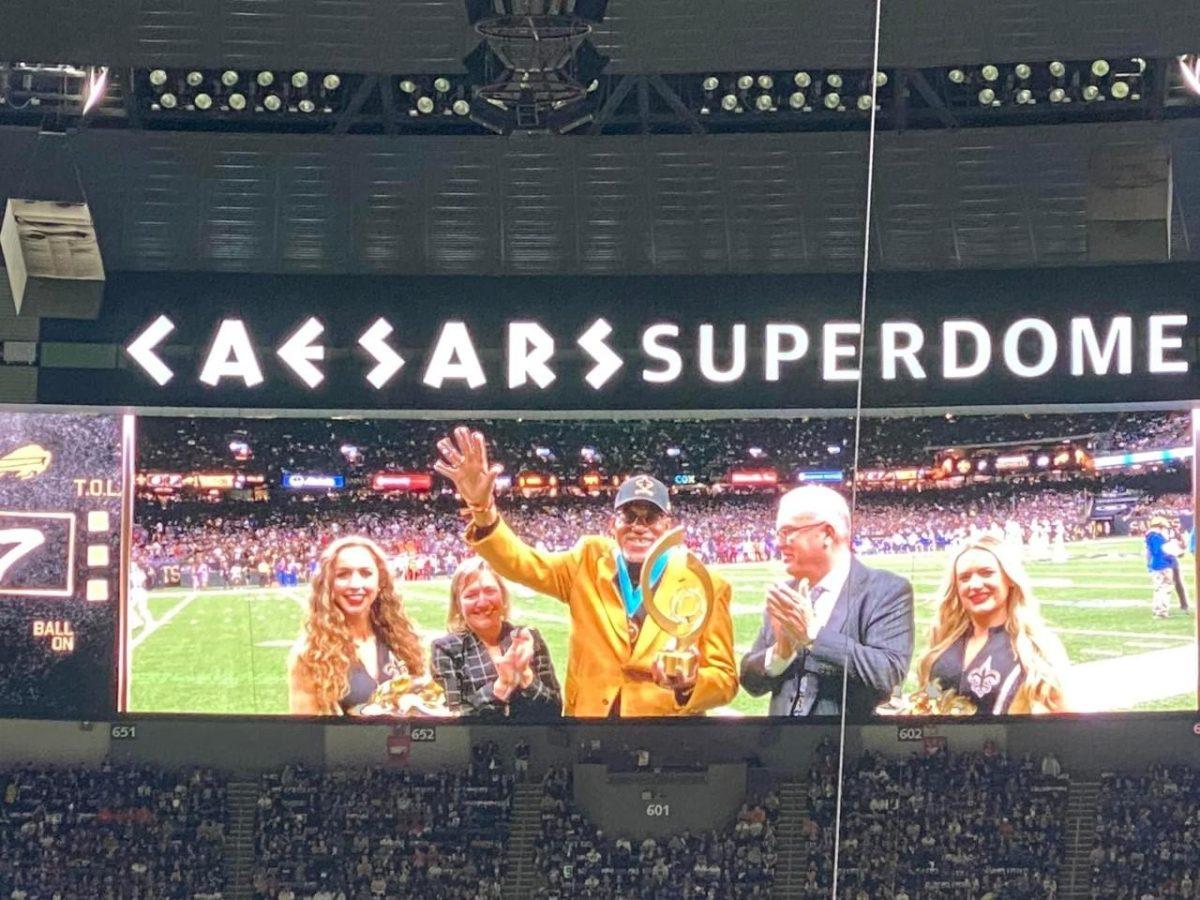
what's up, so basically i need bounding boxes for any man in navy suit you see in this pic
[740,485,914,718]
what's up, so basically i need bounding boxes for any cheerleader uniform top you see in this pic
[341,634,408,715]
[929,624,1024,715]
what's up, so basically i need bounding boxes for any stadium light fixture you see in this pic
[856,94,872,111]
[416,95,435,114]
[874,71,887,87]
[720,93,738,111]
[788,91,806,109]
[298,98,315,113]
[978,87,996,105]
[185,70,204,87]
[823,92,840,109]
[980,64,999,82]
[158,92,177,109]
[262,93,282,111]
[794,71,811,88]
[399,79,418,94]
[256,71,275,87]
[757,74,774,90]
[825,73,843,89]
[702,76,719,92]
[1014,63,1032,80]
[755,94,773,111]
[149,69,168,87]
[1180,55,1200,97]
[322,74,341,91]
[1048,60,1066,78]
[228,92,246,110]
[1110,81,1130,99]
[81,66,108,115]
[193,92,212,110]
[1016,88,1033,104]
[736,75,753,90]
[1091,59,1110,78]
[434,76,451,93]
[291,71,309,89]
[948,68,966,84]
[221,70,239,87]
[452,99,471,115]
[1082,84,1101,101]
[1049,87,1067,103]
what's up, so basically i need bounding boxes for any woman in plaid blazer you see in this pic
[431,557,562,718]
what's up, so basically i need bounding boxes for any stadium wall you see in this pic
[574,762,748,839]
[0,720,109,765]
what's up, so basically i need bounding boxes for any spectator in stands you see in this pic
[436,426,737,717]
[916,535,1070,714]
[431,557,562,719]
[740,485,914,717]
[288,535,426,715]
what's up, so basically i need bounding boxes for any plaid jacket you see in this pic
[431,622,562,719]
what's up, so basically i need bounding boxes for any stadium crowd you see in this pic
[252,741,512,900]
[1088,764,1199,900]
[797,739,1069,899]
[533,766,778,899]
[0,763,227,899]
[139,411,1188,484]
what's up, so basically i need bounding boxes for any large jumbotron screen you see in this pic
[110,408,1195,721]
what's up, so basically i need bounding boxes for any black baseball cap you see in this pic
[614,475,671,513]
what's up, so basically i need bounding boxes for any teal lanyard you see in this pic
[615,551,669,618]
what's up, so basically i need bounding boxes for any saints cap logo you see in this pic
[0,444,52,480]
[633,475,657,496]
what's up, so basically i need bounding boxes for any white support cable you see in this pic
[834,0,886,894]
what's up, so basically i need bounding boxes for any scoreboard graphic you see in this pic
[0,412,129,720]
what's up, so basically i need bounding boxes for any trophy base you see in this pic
[658,649,697,681]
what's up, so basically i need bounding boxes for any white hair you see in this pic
[776,485,852,541]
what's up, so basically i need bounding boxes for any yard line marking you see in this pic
[130,592,198,652]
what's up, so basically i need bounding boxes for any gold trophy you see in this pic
[639,527,716,681]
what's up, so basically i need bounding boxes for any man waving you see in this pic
[435,426,737,717]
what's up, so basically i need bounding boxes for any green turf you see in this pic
[127,537,1197,718]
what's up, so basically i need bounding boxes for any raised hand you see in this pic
[433,426,503,510]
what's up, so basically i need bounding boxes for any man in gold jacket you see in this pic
[435,427,737,717]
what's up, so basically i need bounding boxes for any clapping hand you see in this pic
[493,628,536,701]
[434,427,503,513]
[767,580,814,657]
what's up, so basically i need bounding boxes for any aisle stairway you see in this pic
[771,780,810,899]
[502,781,546,898]
[1062,779,1101,900]
[224,779,261,900]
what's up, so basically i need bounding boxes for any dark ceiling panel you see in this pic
[3,121,1200,276]
[3,0,1196,71]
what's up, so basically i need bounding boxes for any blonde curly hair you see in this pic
[292,535,425,714]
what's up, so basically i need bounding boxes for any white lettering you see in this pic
[422,321,486,389]
[578,318,623,389]
[823,323,861,382]
[126,315,176,386]
[1148,314,1190,373]
[1070,316,1132,375]
[641,323,683,383]
[507,322,556,389]
[199,319,264,387]
[1003,318,1057,378]
[943,320,991,379]
[764,324,809,381]
[698,324,747,383]
[358,318,405,389]
[276,317,326,388]
[881,322,927,380]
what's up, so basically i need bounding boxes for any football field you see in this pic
[127,537,1197,717]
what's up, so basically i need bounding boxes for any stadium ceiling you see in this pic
[1,0,1197,73]
[1,119,1198,276]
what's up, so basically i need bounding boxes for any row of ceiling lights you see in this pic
[146,68,342,112]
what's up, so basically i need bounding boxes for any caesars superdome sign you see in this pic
[34,267,1200,412]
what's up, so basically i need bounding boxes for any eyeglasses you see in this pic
[776,521,827,542]
[619,506,665,527]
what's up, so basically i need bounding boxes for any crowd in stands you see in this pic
[797,739,1069,899]
[1089,764,1199,900]
[252,742,512,900]
[139,411,1188,485]
[534,767,778,899]
[0,763,227,899]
